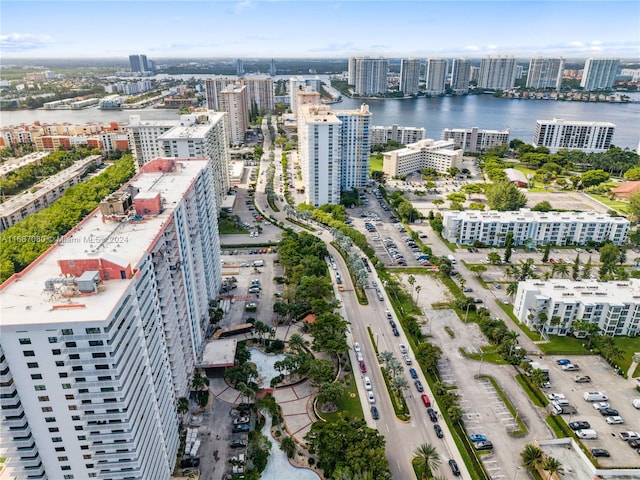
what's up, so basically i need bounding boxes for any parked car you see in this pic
[403,354,412,365]
[364,377,372,391]
[233,416,250,425]
[427,407,438,423]
[474,441,494,451]
[434,424,444,438]
[619,431,640,441]
[392,327,400,337]
[469,434,487,442]
[547,393,566,401]
[556,359,571,365]
[569,421,591,431]
[421,394,431,407]
[399,344,407,354]
[562,364,580,371]
[606,416,624,425]
[230,439,246,448]
[575,375,591,383]
[591,449,610,458]
[367,391,375,404]
[353,342,361,353]
[409,367,418,379]
[371,406,380,420]
[600,407,620,416]
[414,380,424,392]
[592,402,610,410]
[449,459,461,476]
[232,424,250,433]
[359,361,367,373]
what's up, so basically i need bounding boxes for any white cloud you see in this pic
[464,45,480,51]
[0,33,52,52]
[487,44,498,50]
[568,41,584,47]
[234,1,252,12]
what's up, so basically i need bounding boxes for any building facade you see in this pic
[128,116,180,167]
[382,139,462,177]
[129,54,149,73]
[400,58,421,96]
[370,124,426,145]
[0,158,221,480]
[440,127,510,153]
[533,119,615,153]
[526,58,565,90]
[514,279,640,337]
[424,58,448,95]
[218,84,249,144]
[478,56,517,90]
[204,77,274,115]
[352,57,388,96]
[450,58,472,94]
[581,58,620,91]
[442,209,629,246]
[334,104,371,191]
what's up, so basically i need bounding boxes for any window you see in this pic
[68,405,77,411]
[72,366,83,371]
[69,354,80,360]
[48,337,58,344]
[27,362,39,368]
[65,342,76,348]
[31,374,42,380]
[59,373,68,378]
[58,456,68,461]
[61,466,71,471]
[92,353,106,359]
[74,426,83,431]
[89,340,103,347]
[48,427,59,433]
[41,407,52,412]
[62,384,71,390]
[52,349,61,355]
[38,396,49,402]
[55,447,66,452]
[45,417,56,423]
[62,329,73,336]
[77,435,86,441]
[19,338,31,345]
[23,351,35,357]
[81,445,89,450]
[55,361,64,367]
[34,385,46,391]
[52,437,62,443]
[83,454,91,460]
[65,394,74,400]
[64,474,74,479]
[72,415,80,421]
[85,328,100,334]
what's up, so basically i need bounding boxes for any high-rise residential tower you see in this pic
[217,84,249,144]
[526,58,564,90]
[129,54,149,73]
[580,58,620,91]
[270,59,276,77]
[400,58,421,96]
[352,57,388,95]
[450,58,472,94]
[334,104,371,191]
[204,77,274,114]
[478,56,517,90]
[236,59,244,77]
[424,58,448,95]
[0,157,221,480]
[533,119,615,153]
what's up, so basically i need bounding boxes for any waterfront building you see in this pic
[0,157,221,480]
[129,54,150,73]
[400,58,421,96]
[204,77,274,115]
[469,66,480,83]
[236,59,244,77]
[370,124,426,145]
[382,139,462,177]
[334,104,371,192]
[440,126,510,153]
[515,65,525,79]
[526,58,564,90]
[478,56,517,90]
[270,59,276,77]
[352,57,388,96]
[424,58,448,95]
[581,58,620,91]
[128,115,180,167]
[289,76,309,113]
[514,279,640,337]
[348,57,357,85]
[533,118,615,153]
[442,209,629,246]
[450,58,472,94]
[218,84,249,144]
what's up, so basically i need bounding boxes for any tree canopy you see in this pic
[485,180,528,211]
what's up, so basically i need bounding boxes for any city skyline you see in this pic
[1,1,639,59]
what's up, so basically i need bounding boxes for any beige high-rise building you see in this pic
[400,58,421,96]
[425,58,448,95]
[204,77,274,114]
[218,84,249,144]
[478,56,517,90]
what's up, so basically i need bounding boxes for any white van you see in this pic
[447,254,456,264]
[583,392,608,402]
[576,429,597,439]
[633,398,640,409]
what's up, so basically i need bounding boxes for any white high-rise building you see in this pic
[0,158,221,480]
[581,58,620,91]
[370,125,426,145]
[526,58,564,90]
[424,58,448,95]
[450,58,472,94]
[440,127,510,153]
[334,104,371,191]
[514,279,640,337]
[128,116,179,168]
[533,119,615,153]
[157,111,230,210]
[353,57,388,96]
[218,84,249,144]
[348,57,357,85]
[478,56,517,90]
[400,58,421,96]
[204,77,274,115]
[289,76,309,114]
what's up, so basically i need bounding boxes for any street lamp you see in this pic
[375,333,380,352]
[464,302,471,322]
[478,354,484,376]
[512,466,521,480]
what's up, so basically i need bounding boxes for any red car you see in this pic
[549,258,555,264]
[421,394,431,407]
[359,361,367,373]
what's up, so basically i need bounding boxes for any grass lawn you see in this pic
[611,336,640,375]
[369,155,383,173]
[218,219,249,235]
[513,164,537,177]
[537,335,596,356]
[320,375,364,423]
[588,193,630,215]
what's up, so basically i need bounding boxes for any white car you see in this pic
[547,393,566,401]
[353,342,361,353]
[403,354,412,365]
[399,344,408,354]
[356,352,364,362]
[364,377,372,391]
[592,402,610,410]
[606,416,624,425]
[562,363,580,371]
[367,391,375,403]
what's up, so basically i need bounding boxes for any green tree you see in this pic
[307,359,335,387]
[487,252,501,264]
[468,264,487,280]
[506,282,518,298]
[486,180,528,211]
[583,256,593,279]
[432,199,444,210]
[280,436,296,458]
[287,332,308,353]
[177,397,189,426]
[532,201,553,212]
[520,444,544,472]
[317,381,344,410]
[530,369,547,388]
[416,342,442,373]
[629,192,640,221]
[541,456,563,480]
[599,243,620,278]
[309,312,349,355]
[542,243,551,263]
[623,166,640,180]
[390,375,409,398]
[570,319,601,348]
[413,443,441,480]
[518,258,536,281]
[580,169,610,188]
[571,254,581,280]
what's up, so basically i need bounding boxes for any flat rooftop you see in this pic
[0,159,209,328]
[199,339,237,368]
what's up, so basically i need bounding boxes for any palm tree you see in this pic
[390,375,409,398]
[447,405,463,424]
[408,275,416,300]
[541,456,563,480]
[518,258,536,280]
[379,350,394,367]
[387,358,403,378]
[191,370,210,405]
[415,285,422,304]
[506,282,518,298]
[177,397,189,426]
[413,443,441,480]
[520,444,543,472]
[287,333,308,353]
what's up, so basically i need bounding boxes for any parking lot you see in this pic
[543,355,640,467]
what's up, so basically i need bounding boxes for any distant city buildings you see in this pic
[204,77,275,116]
[297,104,371,206]
[440,127,510,153]
[400,58,421,96]
[350,57,389,96]
[514,279,640,337]
[478,56,517,90]
[533,118,615,153]
[370,124,426,145]
[0,157,221,480]
[270,58,277,77]
[526,58,564,90]
[450,58,472,94]
[581,58,620,91]
[236,58,244,77]
[129,53,155,73]
[382,139,462,177]
[424,58,448,95]
[442,209,629,246]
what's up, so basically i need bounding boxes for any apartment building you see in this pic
[0,155,103,232]
[400,58,421,96]
[382,139,462,177]
[129,54,150,73]
[442,209,629,246]
[581,58,620,91]
[128,116,180,167]
[218,84,249,144]
[204,77,275,115]
[424,58,448,95]
[0,158,221,480]
[450,58,472,94]
[514,279,640,337]
[351,57,388,96]
[334,104,371,192]
[370,124,426,146]
[526,58,565,90]
[156,111,230,211]
[440,127,510,153]
[533,119,615,153]
[478,56,517,90]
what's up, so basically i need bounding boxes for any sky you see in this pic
[1,1,639,60]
